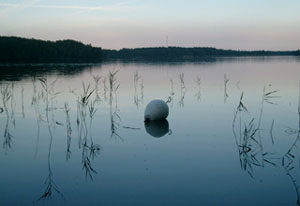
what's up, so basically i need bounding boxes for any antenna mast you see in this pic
[166,35,168,47]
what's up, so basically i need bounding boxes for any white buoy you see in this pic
[144,99,169,122]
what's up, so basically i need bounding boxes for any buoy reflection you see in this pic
[144,119,170,138]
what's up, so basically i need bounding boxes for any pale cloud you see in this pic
[0,2,144,12]
[0,0,40,18]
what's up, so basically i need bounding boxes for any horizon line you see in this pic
[1,35,299,52]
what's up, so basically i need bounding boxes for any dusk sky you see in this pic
[0,0,299,50]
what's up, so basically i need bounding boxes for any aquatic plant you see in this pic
[79,82,95,107]
[64,103,72,160]
[35,167,64,202]
[92,75,102,102]
[88,101,97,119]
[1,84,14,152]
[108,70,120,102]
[168,79,175,107]
[258,86,280,128]
[0,84,12,115]
[3,117,13,152]
[88,142,101,160]
[256,85,279,165]
[88,100,98,142]
[81,148,98,180]
[281,81,300,205]
[77,82,95,143]
[195,76,201,101]
[21,86,25,118]
[270,120,275,144]
[133,71,144,107]
[141,79,144,104]
[179,73,186,107]
[35,129,64,202]
[224,74,229,102]
[102,77,108,101]
[232,92,277,178]
[74,82,101,179]
[235,117,261,177]
[35,78,64,202]
[236,92,248,112]
[106,70,122,140]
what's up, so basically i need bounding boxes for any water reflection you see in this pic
[31,78,43,158]
[108,70,122,140]
[169,79,175,107]
[178,73,186,107]
[102,77,108,101]
[232,89,279,178]
[282,82,300,205]
[195,76,201,101]
[224,74,229,102]
[133,71,144,107]
[0,64,95,81]
[0,59,300,205]
[144,119,170,138]
[231,82,300,204]
[35,122,64,202]
[76,82,100,179]
[35,77,64,202]
[1,84,14,152]
[64,103,72,160]
[92,75,102,103]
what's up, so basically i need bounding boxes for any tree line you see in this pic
[0,36,299,63]
[103,47,300,61]
[0,36,102,63]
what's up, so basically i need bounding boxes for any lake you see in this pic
[0,57,300,205]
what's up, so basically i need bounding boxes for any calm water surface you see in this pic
[0,57,300,205]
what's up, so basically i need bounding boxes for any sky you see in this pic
[0,0,299,50]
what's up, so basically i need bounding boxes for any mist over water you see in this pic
[0,57,300,205]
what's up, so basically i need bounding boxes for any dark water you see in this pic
[0,57,300,205]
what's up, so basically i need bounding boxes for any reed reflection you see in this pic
[232,90,278,178]
[64,103,72,160]
[92,75,102,103]
[31,78,43,158]
[133,71,144,107]
[169,79,175,108]
[195,76,201,101]
[77,82,100,180]
[1,84,14,152]
[178,73,186,107]
[281,82,300,205]
[35,77,64,202]
[108,70,122,140]
[224,74,229,102]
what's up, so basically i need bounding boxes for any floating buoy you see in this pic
[144,99,169,122]
[144,119,169,138]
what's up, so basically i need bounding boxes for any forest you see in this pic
[0,36,102,63]
[0,36,299,63]
[103,47,300,61]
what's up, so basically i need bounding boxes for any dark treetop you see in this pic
[0,36,102,63]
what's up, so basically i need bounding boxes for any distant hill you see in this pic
[0,36,102,63]
[103,47,300,61]
[0,36,299,64]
